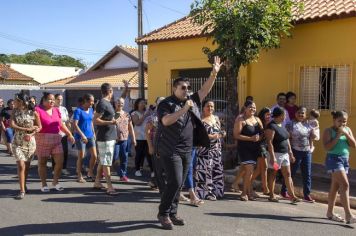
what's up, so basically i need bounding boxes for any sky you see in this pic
[0,0,194,66]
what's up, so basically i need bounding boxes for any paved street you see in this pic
[0,148,355,236]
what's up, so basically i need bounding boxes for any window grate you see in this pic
[300,65,351,112]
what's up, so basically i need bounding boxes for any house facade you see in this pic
[42,45,148,109]
[137,1,356,168]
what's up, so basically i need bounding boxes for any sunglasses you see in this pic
[180,85,192,91]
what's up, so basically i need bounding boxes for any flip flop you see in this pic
[93,184,105,190]
[106,190,119,196]
[41,186,50,193]
[327,214,345,223]
[268,197,279,203]
[52,184,64,191]
[77,178,87,183]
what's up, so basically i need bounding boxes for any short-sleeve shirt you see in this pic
[131,111,147,140]
[286,120,312,152]
[114,111,131,141]
[73,107,94,139]
[0,107,13,128]
[157,92,201,153]
[95,98,117,142]
[35,105,62,134]
[267,120,289,153]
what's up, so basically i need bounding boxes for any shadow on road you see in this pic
[206,212,355,229]
[0,220,161,236]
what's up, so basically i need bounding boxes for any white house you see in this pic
[9,63,83,84]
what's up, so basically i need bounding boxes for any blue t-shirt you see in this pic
[73,107,94,139]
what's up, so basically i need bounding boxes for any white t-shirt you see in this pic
[58,106,69,137]
[132,111,146,140]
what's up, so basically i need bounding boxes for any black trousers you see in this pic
[158,151,191,217]
[135,140,153,172]
[152,154,166,193]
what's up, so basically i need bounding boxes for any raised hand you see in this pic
[212,56,223,74]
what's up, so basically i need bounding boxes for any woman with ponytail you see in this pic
[35,92,75,192]
[10,93,41,199]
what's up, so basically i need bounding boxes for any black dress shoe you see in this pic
[170,215,185,226]
[157,214,173,230]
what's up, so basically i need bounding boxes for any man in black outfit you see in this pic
[155,56,223,230]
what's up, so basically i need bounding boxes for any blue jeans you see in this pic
[113,140,129,177]
[5,128,14,143]
[184,148,197,189]
[281,149,312,198]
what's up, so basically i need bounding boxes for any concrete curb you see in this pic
[224,168,356,209]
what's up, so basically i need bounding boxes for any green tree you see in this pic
[52,55,85,68]
[3,49,85,68]
[0,54,9,64]
[191,0,301,141]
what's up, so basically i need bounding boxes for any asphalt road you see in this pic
[0,147,355,236]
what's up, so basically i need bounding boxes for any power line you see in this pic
[127,0,137,8]
[146,0,187,16]
[142,8,151,32]
[0,31,106,56]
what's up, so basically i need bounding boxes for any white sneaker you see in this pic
[135,170,142,177]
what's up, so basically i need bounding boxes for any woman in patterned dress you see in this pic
[195,99,226,200]
[10,93,41,199]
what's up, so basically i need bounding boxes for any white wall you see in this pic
[9,64,83,84]
[104,53,137,69]
[0,89,65,105]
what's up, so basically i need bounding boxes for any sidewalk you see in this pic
[224,163,356,209]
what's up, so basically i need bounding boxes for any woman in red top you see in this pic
[35,92,75,192]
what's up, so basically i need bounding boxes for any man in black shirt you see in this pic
[93,83,118,195]
[156,56,223,230]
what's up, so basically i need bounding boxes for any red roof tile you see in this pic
[43,68,147,88]
[137,0,356,44]
[0,64,36,82]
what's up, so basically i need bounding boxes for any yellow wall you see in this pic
[248,17,356,167]
[147,37,215,103]
[146,17,356,167]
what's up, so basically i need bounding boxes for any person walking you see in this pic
[93,83,118,195]
[196,99,225,201]
[1,99,15,155]
[54,94,71,175]
[72,94,97,183]
[113,97,136,182]
[10,93,41,199]
[280,106,316,203]
[265,107,300,203]
[155,56,222,230]
[323,111,356,224]
[131,98,152,177]
[233,100,262,201]
[35,92,75,192]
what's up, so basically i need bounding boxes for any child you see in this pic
[309,109,320,152]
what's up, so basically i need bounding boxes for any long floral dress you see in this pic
[12,109,36,162]
[195,118,224,199]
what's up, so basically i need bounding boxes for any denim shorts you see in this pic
[76,137,95,151]
[325,153,349,174]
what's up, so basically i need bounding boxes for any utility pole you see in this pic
[138,0,145,98]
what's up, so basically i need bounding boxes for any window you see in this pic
[300,65,351,112]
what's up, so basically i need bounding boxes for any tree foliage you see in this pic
[0,49,85,68]
[190,0,301,146]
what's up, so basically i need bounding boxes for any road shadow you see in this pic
[0,220,161,236]
[206,212,355,229]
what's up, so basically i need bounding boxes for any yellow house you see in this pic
[137,1,356,168]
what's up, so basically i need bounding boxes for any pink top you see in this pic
[35,105,62,134]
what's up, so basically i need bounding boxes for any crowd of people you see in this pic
[0,56,355,229]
